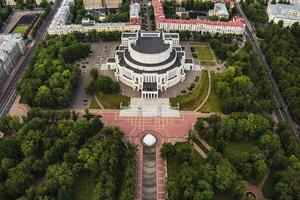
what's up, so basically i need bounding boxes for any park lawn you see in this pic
[192,43,217,66]
[170,71,209,110]
[262,172,276,199]
[73,172,97,200]
[194,45,215,61]
[12,25,29,35]
[89,97,100,109]
[200,80,222,113]
[223,140,256,160]
[90,92,130,109]
[215,191,232,200]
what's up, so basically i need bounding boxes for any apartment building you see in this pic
[0,33,26,84]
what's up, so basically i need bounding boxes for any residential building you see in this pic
[267,3,300,27]
[35,0,56,6]
[83,0,103,9]
[130,2,140,20]
[105,31,196,98]
[83,0,121,9]
[4,0,17,6]
[48,0,140,35]
[208,3,230,18]
[104,0,122,8]
[152,0,245,35]
[0,33,26,84]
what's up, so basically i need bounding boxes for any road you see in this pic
[234,0,300,140]
[0,0,62,117]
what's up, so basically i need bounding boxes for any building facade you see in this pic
[83,0,122,9]
[48,0,140,35]
[208,3,230,18]
[105,31,195,98]
[83,0,103,9]
[0,33,26,84]
[267,3,300,27]
[4,0,17,6]
[153,0,245,35]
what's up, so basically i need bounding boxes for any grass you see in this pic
[262,172,275,199]
[200,79,222,113]
[191,43,218,66]
[223,140,256,160]
[170,71,209,111]
[12,25,29,35]
[90,92,130,109]
[73,172,97,200]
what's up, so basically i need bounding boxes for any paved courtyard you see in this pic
[75,109,213,200]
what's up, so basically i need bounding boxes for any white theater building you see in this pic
[105,31,195,98]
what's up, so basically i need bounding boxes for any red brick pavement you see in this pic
[76,109,213,200]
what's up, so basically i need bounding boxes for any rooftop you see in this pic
[131,34,170,54]
[152,0,245,27]
[268,4,300,20]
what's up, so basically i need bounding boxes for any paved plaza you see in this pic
[75,109,213,200]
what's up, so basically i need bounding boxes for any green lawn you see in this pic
[200,80,222,113]
[223,140,256,160]
[262,172,275,199]
[90,92,130,109]
[12,25,29,35]
[73,172,97,200]
[192,43,218,66]
[170,71,209,111]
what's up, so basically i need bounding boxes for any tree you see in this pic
[253,159,267,180]
[232,180,247,198]
[215,160,237,191]
[259,133,281,158]
[90,68,99,79]
[160,143,174,160]
[273,182,293,200]
[166,179,177,200]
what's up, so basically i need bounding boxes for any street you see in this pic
[0,0,63,117]
[234,0,300,140]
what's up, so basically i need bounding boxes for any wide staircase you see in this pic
[120,98,180,117]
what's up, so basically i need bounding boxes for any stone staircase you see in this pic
[120,98,180,117]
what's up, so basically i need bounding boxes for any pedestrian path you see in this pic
[194,71,211,112]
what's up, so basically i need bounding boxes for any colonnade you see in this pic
[142,92,159,98]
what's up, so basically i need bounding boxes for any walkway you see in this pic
[194,71,211,112]
[74,109,213,200]
[93,95,104,109]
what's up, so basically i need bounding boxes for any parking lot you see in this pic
[69,41,118,109]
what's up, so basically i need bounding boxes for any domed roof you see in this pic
[142,134,157,147]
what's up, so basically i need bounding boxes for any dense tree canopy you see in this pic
[17,35,90,108]
[0,109,136,200]
[161,142,246,200]
[0,4,12,30]
[85,70,120,95]
[260,22,300,123]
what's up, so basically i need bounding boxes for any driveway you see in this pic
[69,41,118,109]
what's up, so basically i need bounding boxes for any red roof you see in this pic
[152,0,245,27]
